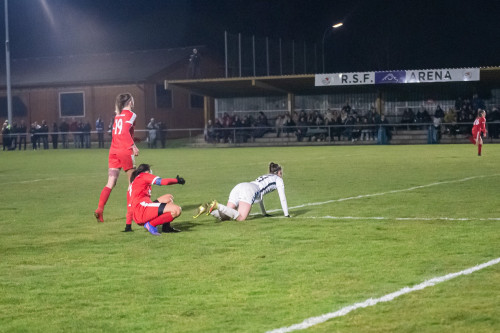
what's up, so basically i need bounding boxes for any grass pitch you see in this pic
[0,144,499,332]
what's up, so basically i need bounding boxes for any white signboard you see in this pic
[315,68,480,86]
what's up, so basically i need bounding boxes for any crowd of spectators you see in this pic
[2,118,102,150]
[205,104,393,144]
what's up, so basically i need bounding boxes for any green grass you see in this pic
[0,144,499,332]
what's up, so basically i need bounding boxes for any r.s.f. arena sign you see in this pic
[315,68,479,86]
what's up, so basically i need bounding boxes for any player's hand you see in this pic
[132,145,139,156]
[176,175,186,185]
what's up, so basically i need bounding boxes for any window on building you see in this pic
[190,94,204,109]
[60,92,85,117]
[156,84,172,108]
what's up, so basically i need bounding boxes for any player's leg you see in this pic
[478,135,483,156]
[155,202,182,233]
[157,193,174,204]
[95,168,120,222]
[122,163,136,228]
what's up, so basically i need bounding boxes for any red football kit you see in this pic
[127,172,179,224]
[109,109,136,170]
[470,116,487,156]
[472,116,486,139]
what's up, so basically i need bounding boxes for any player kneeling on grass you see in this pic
[127,163,185,236]
[194,162,290,221]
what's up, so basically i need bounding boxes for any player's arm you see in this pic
[276,180,290,217]
[152,175,185,186]
[259,200,271,216]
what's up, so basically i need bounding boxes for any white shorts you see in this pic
[228,182,260,206]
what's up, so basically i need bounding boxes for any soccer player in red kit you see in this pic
[469,109,487,156]
[94,93,140,229]
[127,163,185,236]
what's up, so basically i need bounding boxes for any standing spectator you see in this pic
[158,121,167,148]
[52,122,59,149]
[96,116,105,148]
[187,48,201,79]
[17,119,27,150]
[83,121,91,148]
[147,118,157,148]
[2,120,11,151]
[78,121,85,148]
[275,114,284,138]
[30,121,40,150]
[40,120,49,149]
[94,93,139,231]
[70,118,79,148]
[9,122,18,150]
[60,119,69,148]
[205,119,216,143]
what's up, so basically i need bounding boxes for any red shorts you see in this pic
[132,199,161,224]
[108,153,135,171]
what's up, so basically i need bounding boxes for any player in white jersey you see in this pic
[194,162,290,221]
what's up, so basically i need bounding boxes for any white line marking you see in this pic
[266,257,500,333]
[264,174,500,214]
[279,216,500,221]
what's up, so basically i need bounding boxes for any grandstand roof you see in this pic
[166,67,500,98]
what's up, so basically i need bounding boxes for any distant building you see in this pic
[0,46,224,140]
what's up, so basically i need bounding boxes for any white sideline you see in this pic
[264,174,500,214]
[266,257,500,333]
[295,216,500,221]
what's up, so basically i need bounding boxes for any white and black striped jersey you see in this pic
[251,174,289,216]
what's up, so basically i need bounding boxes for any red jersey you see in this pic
[127,173,178,212]
[472,116,486,136]
[110,109,136,155]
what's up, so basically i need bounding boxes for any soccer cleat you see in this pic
[144,222,161,236]
[162,223,181,233]
[193,203,208,218]
[94,209,104,223]
[123,224,133,232]
[206,200,218,215]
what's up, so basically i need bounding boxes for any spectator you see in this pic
[17,119,27,150]
[147,118,157,148]
[60,119,69,148]
[158,121,167,148]
[187,48,201,79]
[205,119,216,143]
[9,121,18,150]
[96,116,105,148]
[434,105,445,120]
[2,120,11,151]
[83,121,91,148]
[275,114,284,138]
[40,120,49,149]
[70,118,79,148]
[30,121,40,150]
[52,122,59,149]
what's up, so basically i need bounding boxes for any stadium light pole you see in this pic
[4,0,13,125]
[322,22,343,73]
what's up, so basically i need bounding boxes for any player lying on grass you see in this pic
[194,162,290,221]
[127,163,185,235]
[468,109,487,156]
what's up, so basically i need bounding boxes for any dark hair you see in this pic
[130,163,151,182]
[269,162,282,174]
[115,93,133,114]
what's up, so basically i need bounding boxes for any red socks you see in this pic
[468,136,476,144]
[97,186,112,209]
[126,210,133,225]
[478,144,482,156]
[150,212,173,227]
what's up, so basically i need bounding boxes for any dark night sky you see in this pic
[1,0,499,72]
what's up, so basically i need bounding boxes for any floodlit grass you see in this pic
[0,144,499,332]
